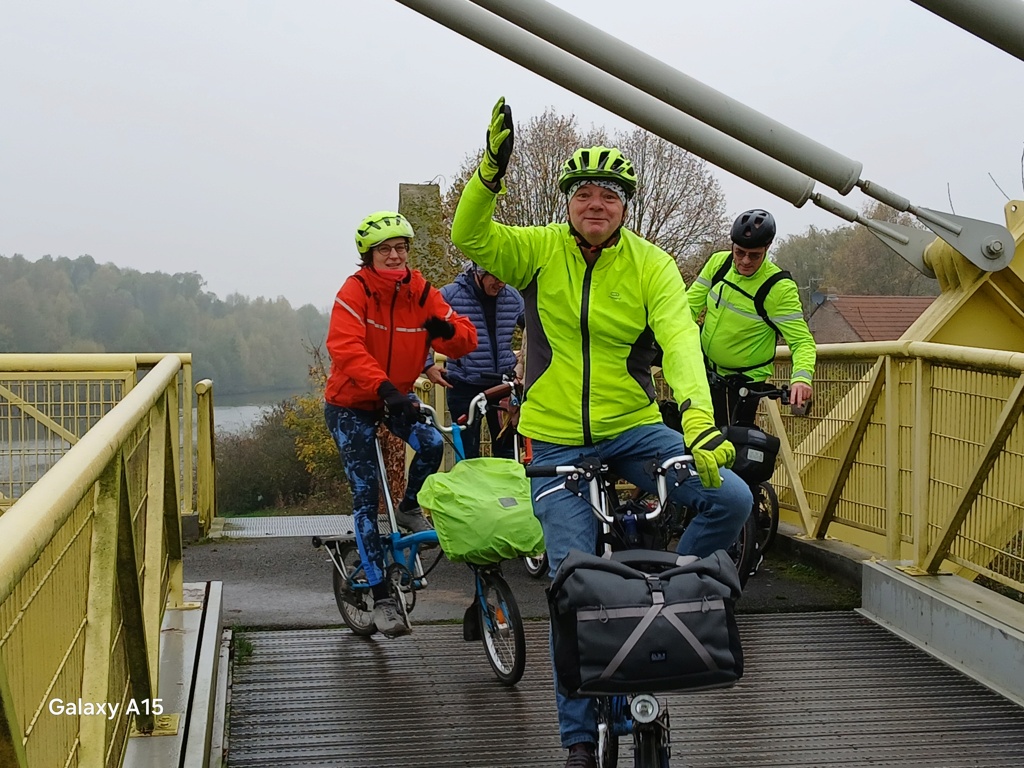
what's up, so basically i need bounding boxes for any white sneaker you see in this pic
[373,597,410,638]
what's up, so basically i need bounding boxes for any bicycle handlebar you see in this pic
[737,384,791,406]
[420,385,514,432]
[525,454,693,525]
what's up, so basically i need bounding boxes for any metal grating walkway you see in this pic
[215,514,353,539]
[228,612,1024,767]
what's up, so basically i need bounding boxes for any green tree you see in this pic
[772,225,854,314]
[824,203,939,297]
[0,253,329,396]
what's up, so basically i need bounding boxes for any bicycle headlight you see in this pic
[630,694,660,724]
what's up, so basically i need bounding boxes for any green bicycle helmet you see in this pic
[354,211,415,255]
[557,146,637,198]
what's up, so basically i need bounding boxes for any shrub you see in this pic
[215,401,348,513]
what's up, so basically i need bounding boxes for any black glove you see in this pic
[423,316,455,341]
[479,97,514,187]
[377,381,420,421]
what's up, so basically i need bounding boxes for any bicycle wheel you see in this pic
[523,551,548,578]
[477,569,526,686]
[632,727,669,768]
[753,481,780,555]
[728,511,759,587]
[333,543,377,636]
[596,697,621,768]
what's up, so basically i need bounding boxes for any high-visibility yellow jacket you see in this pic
[452,174,713,446]
[687,250,815,385]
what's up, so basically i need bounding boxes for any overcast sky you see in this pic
[2,0,1022,310]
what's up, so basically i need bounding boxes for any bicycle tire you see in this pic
[333,543,377,636]
[753,481,780,555]
[729,511,759,587]
[523,551,548,578]
[632,726,668,768]
[596,698,620,768]
[477,569,526,686]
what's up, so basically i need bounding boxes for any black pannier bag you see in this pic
[548,548,743,697]
[721,425,780,485]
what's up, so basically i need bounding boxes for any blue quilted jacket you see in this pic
[429,268,524,386]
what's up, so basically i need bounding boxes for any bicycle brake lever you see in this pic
[642,458,660,481]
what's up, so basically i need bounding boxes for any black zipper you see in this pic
[385,281,400,375]
[580,262,595,444]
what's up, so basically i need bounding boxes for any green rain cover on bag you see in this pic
[418,457,545,565]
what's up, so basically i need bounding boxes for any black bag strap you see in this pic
[352,274,372,297]
[418,281,432,307]
[708,265,795,372]
[709,257,733,289]
[752,271,793,340]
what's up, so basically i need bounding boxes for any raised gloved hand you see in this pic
[377,381,420,421]
[423,316,455,341]
[680,406,735,489]
[478,96,514,189]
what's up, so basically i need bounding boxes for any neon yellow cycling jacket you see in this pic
[452,174,713,446]
[688,250,816,385]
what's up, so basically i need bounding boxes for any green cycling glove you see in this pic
[680,406,735,489]
[478,96,514,190]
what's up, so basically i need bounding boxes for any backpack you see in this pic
[706,258,795,373]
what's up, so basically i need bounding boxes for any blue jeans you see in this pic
[530,423,752,749]
[324,399,443,587]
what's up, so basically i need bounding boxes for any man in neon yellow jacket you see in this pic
[688,209,816,426]
[452,97,752,768]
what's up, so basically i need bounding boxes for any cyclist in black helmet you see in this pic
[687,209,816,426]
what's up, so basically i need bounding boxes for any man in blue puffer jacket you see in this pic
[425,264,525,458]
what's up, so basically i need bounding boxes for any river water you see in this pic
[211,389,308,434]
[1,390,307,494]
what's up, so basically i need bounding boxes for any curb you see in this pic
[772,522,869,587]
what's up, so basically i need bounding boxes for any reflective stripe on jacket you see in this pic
[451,173,712,446]
[325,266,477,410]
[687,250,815,385]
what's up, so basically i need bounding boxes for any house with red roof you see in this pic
[808,295,937,343]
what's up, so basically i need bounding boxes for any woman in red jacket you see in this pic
[325,210,477,637]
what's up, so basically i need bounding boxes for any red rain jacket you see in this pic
[325,266,477,409]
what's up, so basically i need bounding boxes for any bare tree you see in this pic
[615,127,728,266]
[442,108,727,279]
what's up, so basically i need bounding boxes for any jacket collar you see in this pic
[358,265,413,292]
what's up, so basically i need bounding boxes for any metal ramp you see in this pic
[228,612,1024,767]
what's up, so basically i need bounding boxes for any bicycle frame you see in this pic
[527,454,693,765]
[319,431,440,597]
[420,391,528,684]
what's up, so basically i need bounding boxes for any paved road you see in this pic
[183,531,860,628]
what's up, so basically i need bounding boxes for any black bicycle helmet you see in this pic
[730,209,776,248]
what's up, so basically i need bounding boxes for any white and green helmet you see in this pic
[354,211,414,255]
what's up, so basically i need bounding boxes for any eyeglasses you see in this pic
[733,247,766,262]
[374,243,409,257]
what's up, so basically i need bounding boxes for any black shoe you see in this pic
[564,743,597,768]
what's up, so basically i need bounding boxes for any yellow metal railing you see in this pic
[769,341,1024,592]
[195,379,217,533]
[0,354,214,767]
[0,354,196,519]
